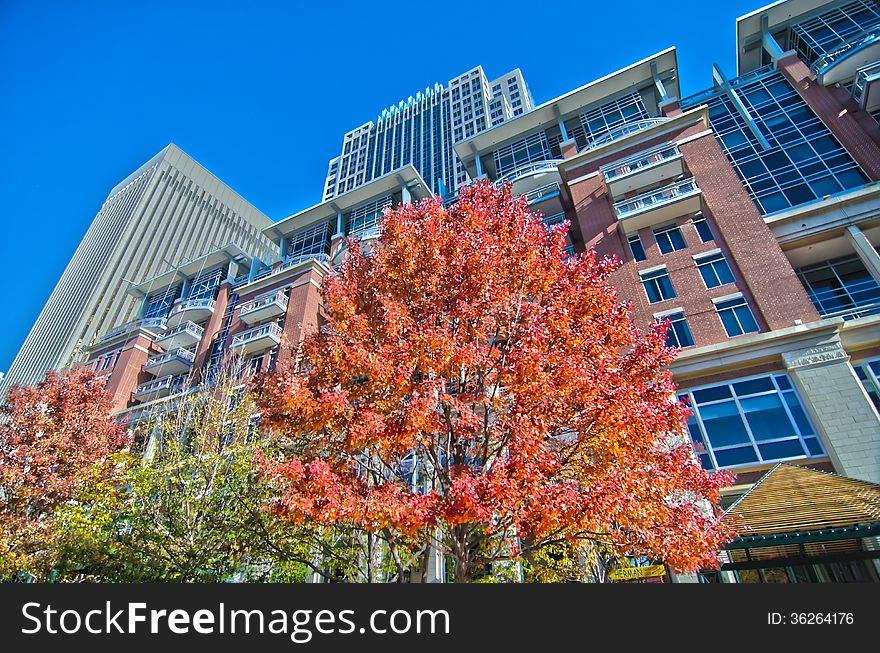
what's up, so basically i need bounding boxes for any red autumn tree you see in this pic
[256,180,734,582]
[0,366,129,574]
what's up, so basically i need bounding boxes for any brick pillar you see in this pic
[559,139,578,159]
[660,99,682,117]
[275,270,324,372]
[777,54,880,180]
[104,334,155,412]
[783,341,880,484]
[192,283,230,382]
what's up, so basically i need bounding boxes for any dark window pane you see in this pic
[714,446,759,467]
[700,401,751,447]
[740,394,797,440]
[758,439,806,461]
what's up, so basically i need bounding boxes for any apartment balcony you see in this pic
[853,61,880,113]
[143,347,195,377]
[601,143,684,198]
[239,290,288,326]
[99,317,166,343]
[585,118,670,151]
[276,252,332,275]
[165,297,215,329]
[613,177,702,234]
[154,320,203,350]
[229,322,282,354]
[494,160,564,200]
[806,278,880,321]
[134,374,185,402]
[811,29,880,86]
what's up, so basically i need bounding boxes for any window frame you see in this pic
[679,372,825,471]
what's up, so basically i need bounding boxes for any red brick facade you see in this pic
[562,115,819,348]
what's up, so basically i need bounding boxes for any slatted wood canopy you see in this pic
[722,463,880,553]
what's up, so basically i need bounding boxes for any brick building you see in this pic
[74,0,880,582]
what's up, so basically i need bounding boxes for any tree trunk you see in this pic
[452,525,473,583]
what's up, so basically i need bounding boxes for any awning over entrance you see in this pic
[718,463,880,576]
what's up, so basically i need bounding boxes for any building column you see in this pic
[782,340,880,484]
[846,224,880,285]
[192,283,230,382]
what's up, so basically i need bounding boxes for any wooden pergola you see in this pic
[718,463,880,579]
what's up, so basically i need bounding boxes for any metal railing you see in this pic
[542,212,566,227]
[524,182,560,204]
[229,322,283,349]
[135,374,186,397]
[239,289,288,316]
[811,29,880,75]
[145,347,195,368]
[807,278,880,321]
[493,160,563,188]
[613,177,700,219]
[157,320,204,341]
[276,252,331,274]
[585,118,669,150]
[168,297,215,318]
[853,61,880,106]
[100,317,166,342]
[602,143,682,181]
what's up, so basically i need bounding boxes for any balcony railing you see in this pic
[100,317,166,342]
[168,297,215,319]
[811,28,880,75]
[523,182,560,204]
[542,212,566,227]
[585,118,669,150]
[276,252,331,274]
[602,143,682,181]
[853,61,880,108]
[493,160,563,187]
[229,322,283,351]
[807,278,880,321]
[146,347,195,367]
[157,320,203,342]
[134,374,186,400]
[613,177,701,220]
[239,290,289,317]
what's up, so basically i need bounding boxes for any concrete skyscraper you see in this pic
[0,143,276,397]
[322,66,533,200]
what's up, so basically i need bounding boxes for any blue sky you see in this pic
[0,0,760,372]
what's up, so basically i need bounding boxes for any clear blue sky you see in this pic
[0,0,759,372]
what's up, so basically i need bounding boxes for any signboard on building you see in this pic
[608,564,666,581]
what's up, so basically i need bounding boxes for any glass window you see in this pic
[693,214,714,242]
[286,221,331,260]
[696,251,736,288]
[628,234,647,261]
[571,92,649,150]
[681,69,868,216]
[796,255,880,319]
[715,296,759,336]
[855,359,880,411]
[654,224,687,254]
[187,268,223,300]
[680,373,824,470]
[347,195,393,236]
[660,310,695,348]
[641,268,676,303]
[143,286,180,319]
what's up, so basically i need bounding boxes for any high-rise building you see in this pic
[322,66,533,201]
[0,144,276,398]
[10,0,880,583]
